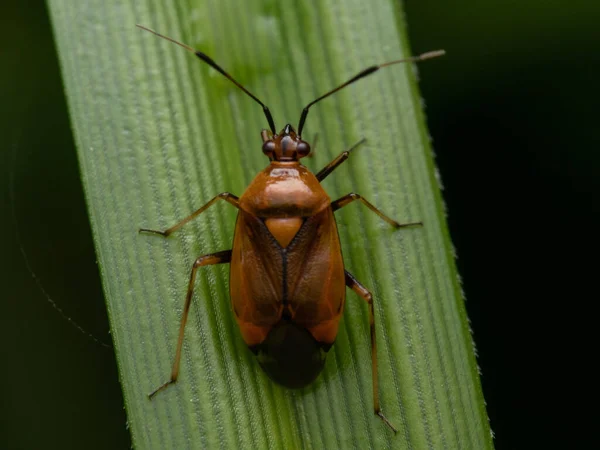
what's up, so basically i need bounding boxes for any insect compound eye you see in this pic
[262,140,276,157]
[296,140,311,158]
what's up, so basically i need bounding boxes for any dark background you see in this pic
[1,0,596,449]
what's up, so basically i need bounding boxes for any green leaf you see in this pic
[47,0,493,448]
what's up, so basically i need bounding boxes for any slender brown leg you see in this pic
[139,192,240,237]
[331,193,422,228]
[148,250,232,399]
[345,270,397,434]
[315,138,366,182]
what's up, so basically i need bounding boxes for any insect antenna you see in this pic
[297,49,446,136]
[136,24,277,134]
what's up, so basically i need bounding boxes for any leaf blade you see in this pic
[47,0,493,448]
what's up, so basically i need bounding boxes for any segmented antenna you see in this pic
[136,24,277,134]
[297,50,445,136]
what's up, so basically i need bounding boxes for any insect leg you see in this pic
[345,270,397,433]
[139,192,240,236]
[331,193,422,228]
[315,138,366,182]
[148,250,232,399]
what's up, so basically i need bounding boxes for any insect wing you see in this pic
[230,210,284,346]
[286,208,345,344]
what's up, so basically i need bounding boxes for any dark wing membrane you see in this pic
[230,210,284,333]
[285,208,346,343]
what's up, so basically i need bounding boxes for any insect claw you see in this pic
[377,410,398,434]
[139,228,168,236]
[148,380,173,399]
[392,220,423,230]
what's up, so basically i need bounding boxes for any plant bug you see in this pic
[137,24,444,432]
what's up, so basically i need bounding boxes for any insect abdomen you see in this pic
[251,318,328,388]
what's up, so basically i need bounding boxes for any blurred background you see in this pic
[1,0,596,449]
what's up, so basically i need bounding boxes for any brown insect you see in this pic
[137,24,444,432]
